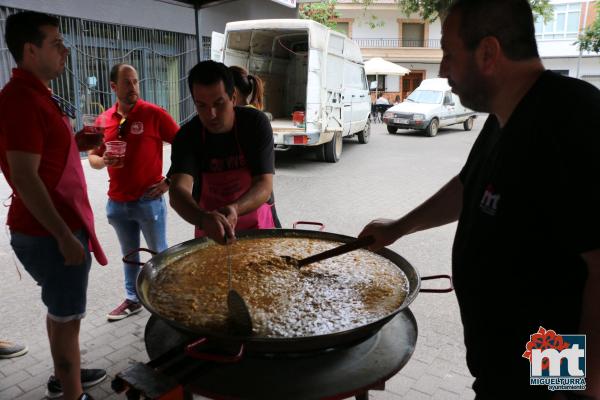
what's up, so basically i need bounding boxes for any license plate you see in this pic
[394,118,409,124]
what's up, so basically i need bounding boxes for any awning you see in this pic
[364,57,411,76]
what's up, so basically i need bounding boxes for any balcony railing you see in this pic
[352,38,441,49]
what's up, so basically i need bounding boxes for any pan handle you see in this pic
[292,221,325,231]
[122,248,157,266]
[184,337,245,363]
[419,274,454,293]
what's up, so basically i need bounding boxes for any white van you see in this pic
[212,19,371,162]
[383,78,476,137]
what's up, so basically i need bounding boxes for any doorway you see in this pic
[401,71,424,100]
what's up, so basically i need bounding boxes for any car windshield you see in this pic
[406,90,443,104]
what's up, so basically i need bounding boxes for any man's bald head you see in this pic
[110,63,137,84]
[109,63,140,106]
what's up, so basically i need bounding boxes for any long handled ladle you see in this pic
[224,235,253,335]
[283,235,376,268]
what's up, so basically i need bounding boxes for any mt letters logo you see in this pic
[523,327,586,391]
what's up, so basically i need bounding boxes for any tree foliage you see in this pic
[355,0,553,22]
[299,0,340,29]
[300,0,555,31]
[578,1,600,53]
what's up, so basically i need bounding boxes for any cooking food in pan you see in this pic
[148,237,409,337]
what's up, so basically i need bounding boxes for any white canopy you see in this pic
[364,57,410,76]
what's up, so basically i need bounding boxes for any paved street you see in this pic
[0,116,486,400]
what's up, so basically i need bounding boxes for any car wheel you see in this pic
[323,131,342,163]
[463,116,474,131]
[425,118,439,137]
[358,121,370,144]
[387,125,397,134]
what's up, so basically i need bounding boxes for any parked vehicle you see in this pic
[383,78,476,137]
[212,19,371,162]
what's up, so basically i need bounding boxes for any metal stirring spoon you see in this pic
[224,235,253,335]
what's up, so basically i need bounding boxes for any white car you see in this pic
[383,78,476,137]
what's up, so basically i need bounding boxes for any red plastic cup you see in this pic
[82,114,106,135]
[105,140,126,168]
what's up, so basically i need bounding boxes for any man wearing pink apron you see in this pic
[168,61,280,244]
[0,12,106,400]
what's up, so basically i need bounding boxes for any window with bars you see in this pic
[0,6,199,128]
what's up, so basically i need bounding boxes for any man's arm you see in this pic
[579,249,600,399]
[87,147,106,170]
[168,173,234,243]
[231,174,272,216]
[359,175,463,250]
[7,151,85,265]
[88,146,122,170]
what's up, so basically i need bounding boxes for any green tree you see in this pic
[354,0,553,22]
[300,0,554,30]
[578,1,600,53]
[299,0,340,29]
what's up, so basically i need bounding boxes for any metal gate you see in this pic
[0,6,202,128]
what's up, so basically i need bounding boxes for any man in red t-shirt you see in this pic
[0,11,106,400]
[88,64,179,321]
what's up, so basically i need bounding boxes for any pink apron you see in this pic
[194,122,275,238]
[54,116,108,265]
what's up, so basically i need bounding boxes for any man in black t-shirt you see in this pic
[168,61,279,244]
[359,1,600,398]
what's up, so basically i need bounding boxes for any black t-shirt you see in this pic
[168,106,275,201]
[453,71,600,394]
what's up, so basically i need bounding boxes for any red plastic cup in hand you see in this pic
[105,140,126,168]
[81,114,105,148]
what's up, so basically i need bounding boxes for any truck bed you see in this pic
[271,118,304,133]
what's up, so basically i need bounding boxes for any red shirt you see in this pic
[98,99,179,201]
[0,68,83,235]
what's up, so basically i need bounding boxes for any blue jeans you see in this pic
[10,230,92,321]
[107,196,168,302]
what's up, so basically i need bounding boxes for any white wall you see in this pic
[198,0,298,36]
[402,62,440,79]
[542,56,600,77]
[337,9,442,40]
[0,0,298,37]
[538,40,597,58]
[0,0,197,34]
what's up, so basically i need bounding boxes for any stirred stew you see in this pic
[148,237,408,337]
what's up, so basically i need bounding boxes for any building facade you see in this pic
[303,0,443,103]
[535,0,600,88]
[300,0,599,102]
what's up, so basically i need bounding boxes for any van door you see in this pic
[210,31,225,62]
[441,90,456,127]
[341,61,354,136]
[351,66,370,132]
[452,93,469,123]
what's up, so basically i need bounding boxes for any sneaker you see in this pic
[78,394,95,400]
[107,299,142,321]
[46,368,107,399]
[0,340,28,359]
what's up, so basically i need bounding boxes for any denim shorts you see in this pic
[10,230,92,322]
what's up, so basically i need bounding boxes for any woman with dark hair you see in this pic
[229,65,264,110]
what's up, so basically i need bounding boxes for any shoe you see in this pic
[46,368,107,399]
[106,299,142,321]
[0,340,28,359]
[78,394,95,400]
